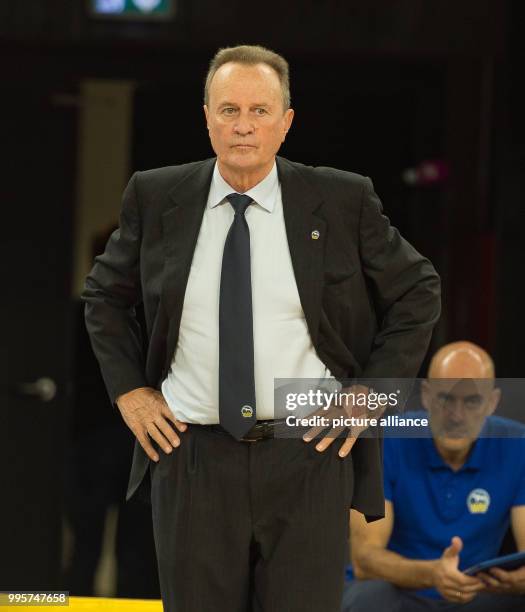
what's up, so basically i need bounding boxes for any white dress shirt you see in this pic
[161,161,332,423]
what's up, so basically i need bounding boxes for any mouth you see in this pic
[231,144,257,149]
[442,427,469,437]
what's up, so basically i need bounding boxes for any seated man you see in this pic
[343,341,525,611]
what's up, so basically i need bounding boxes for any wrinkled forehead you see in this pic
[209,62,283,103]
[426,378,494,397]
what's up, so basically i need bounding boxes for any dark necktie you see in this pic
[219,193,256,439]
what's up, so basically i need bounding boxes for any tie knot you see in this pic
[227,193,253,216]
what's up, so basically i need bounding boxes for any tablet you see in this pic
[464,551,525,576]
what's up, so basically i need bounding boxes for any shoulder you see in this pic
[478,417,525,475]
[277,156,369,198]
[134,158,214,195]
[483,416,525,439]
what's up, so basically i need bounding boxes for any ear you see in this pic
[282,108,294,140]
[203,105,210,129]
[486,387,501,416]
[421,380,431,412]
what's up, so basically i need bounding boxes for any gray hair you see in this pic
[204,44,291,110]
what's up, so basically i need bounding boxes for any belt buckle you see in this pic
[242,423,265,442]
[261,421,272,438]
[241,420,274,442]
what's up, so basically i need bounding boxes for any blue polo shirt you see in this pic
[347,414,525,599]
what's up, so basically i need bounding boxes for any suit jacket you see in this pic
[82,156,441,521]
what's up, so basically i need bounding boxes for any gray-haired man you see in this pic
[82,44,440,611]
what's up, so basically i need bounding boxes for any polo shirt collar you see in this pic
[208,160,277,213]
[424,437,483,472]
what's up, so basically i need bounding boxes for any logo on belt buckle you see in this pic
[241,405,253,418]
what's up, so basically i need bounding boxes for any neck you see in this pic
[218,159,274,193]
[433,438,473,471]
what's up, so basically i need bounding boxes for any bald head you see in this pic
[428,341,494,379]
[424,342,500,458]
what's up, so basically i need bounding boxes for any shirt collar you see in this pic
[207,160,278,213]
[423,437,482,472]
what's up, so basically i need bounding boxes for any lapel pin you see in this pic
[311,230,320,240]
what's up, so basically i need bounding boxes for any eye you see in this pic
[464,396,483,410]
[222,107,236,115]
[254,108,267,115]
[435,393,454,408]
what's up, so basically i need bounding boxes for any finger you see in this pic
[303,422,330,442]
[315,426,346,451]
[442,590,463,603]
[443,536,463,558]
[154,416,182,447]
[489,568,511,583]
[173,419,188,432]
[146,423,173,454]
[304,413,369,443]
[454,573,485,588]
[443,576,484,593]
[302,411,335,441]
[443,589,476,603]
[457,581,485,593]
[314,431,339,451]
[477,572,501,589]
[458,592,477,603]
[338,436,357,457]
[136,430,160,462]
[442,571,483,590]
[348,424,368,439]
[303,409,342,441]
[314,436,334,451]
[161,405,188,432]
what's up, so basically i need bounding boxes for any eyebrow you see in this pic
[436,392,483,401]
[218,102,271,108]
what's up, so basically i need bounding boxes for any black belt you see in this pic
[197,419,286,442]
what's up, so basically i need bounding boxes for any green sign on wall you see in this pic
[91,0,174,19]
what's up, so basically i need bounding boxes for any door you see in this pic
[1,76,77,590]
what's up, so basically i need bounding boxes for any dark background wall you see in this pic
[2,0,524,592]
[0,0,506,54]
[2,0,516,360]
[494,0,525,377]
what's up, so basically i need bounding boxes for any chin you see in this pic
[438,436,473,451]
[226,149,258,163]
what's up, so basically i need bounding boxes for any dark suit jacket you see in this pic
[82,156,441,521]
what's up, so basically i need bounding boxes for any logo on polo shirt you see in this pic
[467,488,491,514]
[241,405,253,418]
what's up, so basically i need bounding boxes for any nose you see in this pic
[233,111,255,136]
[444,399,465,424]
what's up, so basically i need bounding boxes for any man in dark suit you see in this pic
[82,44,441,611]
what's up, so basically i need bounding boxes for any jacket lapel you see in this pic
[159,156,326,379]
[276,156,326,345]
[160,158,215,376]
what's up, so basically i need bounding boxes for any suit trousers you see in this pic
[149,424,353,612]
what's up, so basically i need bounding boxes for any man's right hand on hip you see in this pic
[116,387,187,462]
